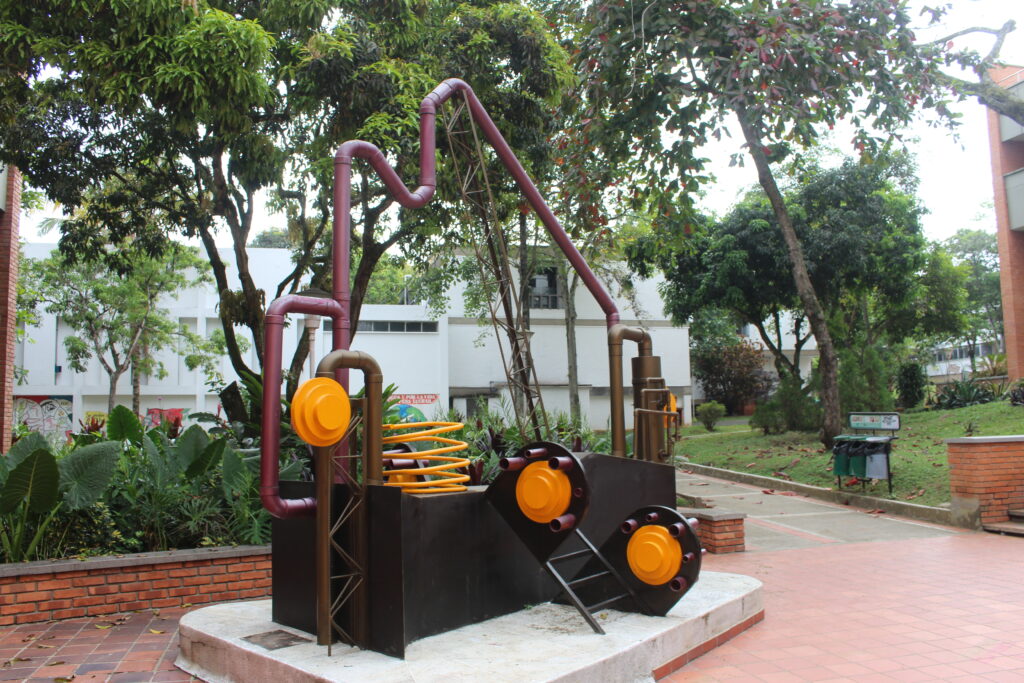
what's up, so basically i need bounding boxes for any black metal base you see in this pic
[271,481,350,636]
[270,448,692,657]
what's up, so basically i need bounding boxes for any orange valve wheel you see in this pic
[626,525,683,586]
[290,377,352,447]
[515,461,572,524]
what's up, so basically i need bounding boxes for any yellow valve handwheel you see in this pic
[290,377,351,447]
[515,461,571,524]
[626,525,683,586]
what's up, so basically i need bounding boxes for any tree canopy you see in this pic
[0,0,571,393]
[630,154,967,379]
[25,243,210,414]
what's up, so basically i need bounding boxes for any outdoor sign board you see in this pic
[847,412,900,431]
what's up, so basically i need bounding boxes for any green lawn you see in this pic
[676,401,1023,508]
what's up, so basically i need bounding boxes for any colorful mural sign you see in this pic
[14,395,74,444]
[392,394,439,423]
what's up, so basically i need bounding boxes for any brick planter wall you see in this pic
[677,508,746,554]
[947,436,1024,528]
[0,545,271,626]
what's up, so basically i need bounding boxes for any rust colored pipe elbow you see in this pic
[608,324,653,457]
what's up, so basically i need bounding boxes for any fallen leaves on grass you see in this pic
[904,488,926,501]
[745,463,757,468]
[773,471,793,481]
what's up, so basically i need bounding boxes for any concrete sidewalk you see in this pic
[677,470,960,551]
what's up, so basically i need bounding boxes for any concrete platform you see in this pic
[176,571,762,683]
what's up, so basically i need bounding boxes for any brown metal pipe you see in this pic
[644,511,660,523]
[621,518,639,534]
[314,444,333,645]
[668,522,685,538]
[315,350,384,485]
[608,324,653,458]
[526,447,549,459]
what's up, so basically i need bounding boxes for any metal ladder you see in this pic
[543,528,650,634]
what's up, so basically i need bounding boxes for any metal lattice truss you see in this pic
[440,94,549,441]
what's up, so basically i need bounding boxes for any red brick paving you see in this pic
[0,608,193,682]
[3,529,1022,682]
[661,532,1024,682]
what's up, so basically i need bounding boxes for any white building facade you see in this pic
[15,244,691,437]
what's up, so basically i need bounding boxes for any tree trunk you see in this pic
[518,212,532,330]
[106,370,122,415]
[561,268,582,425]
[286,326,311,400]
[197,226,255,380]
[131,351,141,416]
[737,109,841,447]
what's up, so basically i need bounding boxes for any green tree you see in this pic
[943,228,1003,371]
[692,340,771,415]
[0,0,570,391]
[25,244,210,414]
[574,0,1008,445]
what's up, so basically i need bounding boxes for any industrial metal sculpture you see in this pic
[260,78,701,658]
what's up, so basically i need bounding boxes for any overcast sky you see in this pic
[699,0,1024,241]
[19,0,1024,245]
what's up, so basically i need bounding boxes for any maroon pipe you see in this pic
[264,79,628,519]
[332,78,620,327]
[261,294,345,519]
[499,456,528,472]
[548,456,574,471]
[549,513,576,532]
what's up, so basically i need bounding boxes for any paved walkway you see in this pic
[667,471,1024,682]
[0,609,187,682]
[1,470,1021,682]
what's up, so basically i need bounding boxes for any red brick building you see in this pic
[987,66,1024,382]
[0,165,20,452]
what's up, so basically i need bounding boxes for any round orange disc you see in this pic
[515,461,571,524]
[626,525,683,586]
[290,377,351,447]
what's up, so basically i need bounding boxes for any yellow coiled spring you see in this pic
[381,421,470,494]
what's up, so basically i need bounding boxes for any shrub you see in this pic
[838,345,894,413]
[1008,381,1024,407]
[695,401,726,431]
[933,378,996,410]
[775,375,821,432]
[895,361,927,409]
[750,401,786,435]
[692,341,771,414]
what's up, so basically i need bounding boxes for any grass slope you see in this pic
[676,401,1023,508]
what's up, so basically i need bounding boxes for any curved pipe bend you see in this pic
[261,294,346,519]
[332,78,621,326]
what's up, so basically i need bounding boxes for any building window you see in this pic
[529,267,562,309]
[323,320,438,333]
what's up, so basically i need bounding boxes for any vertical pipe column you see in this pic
[314,443,333,646]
